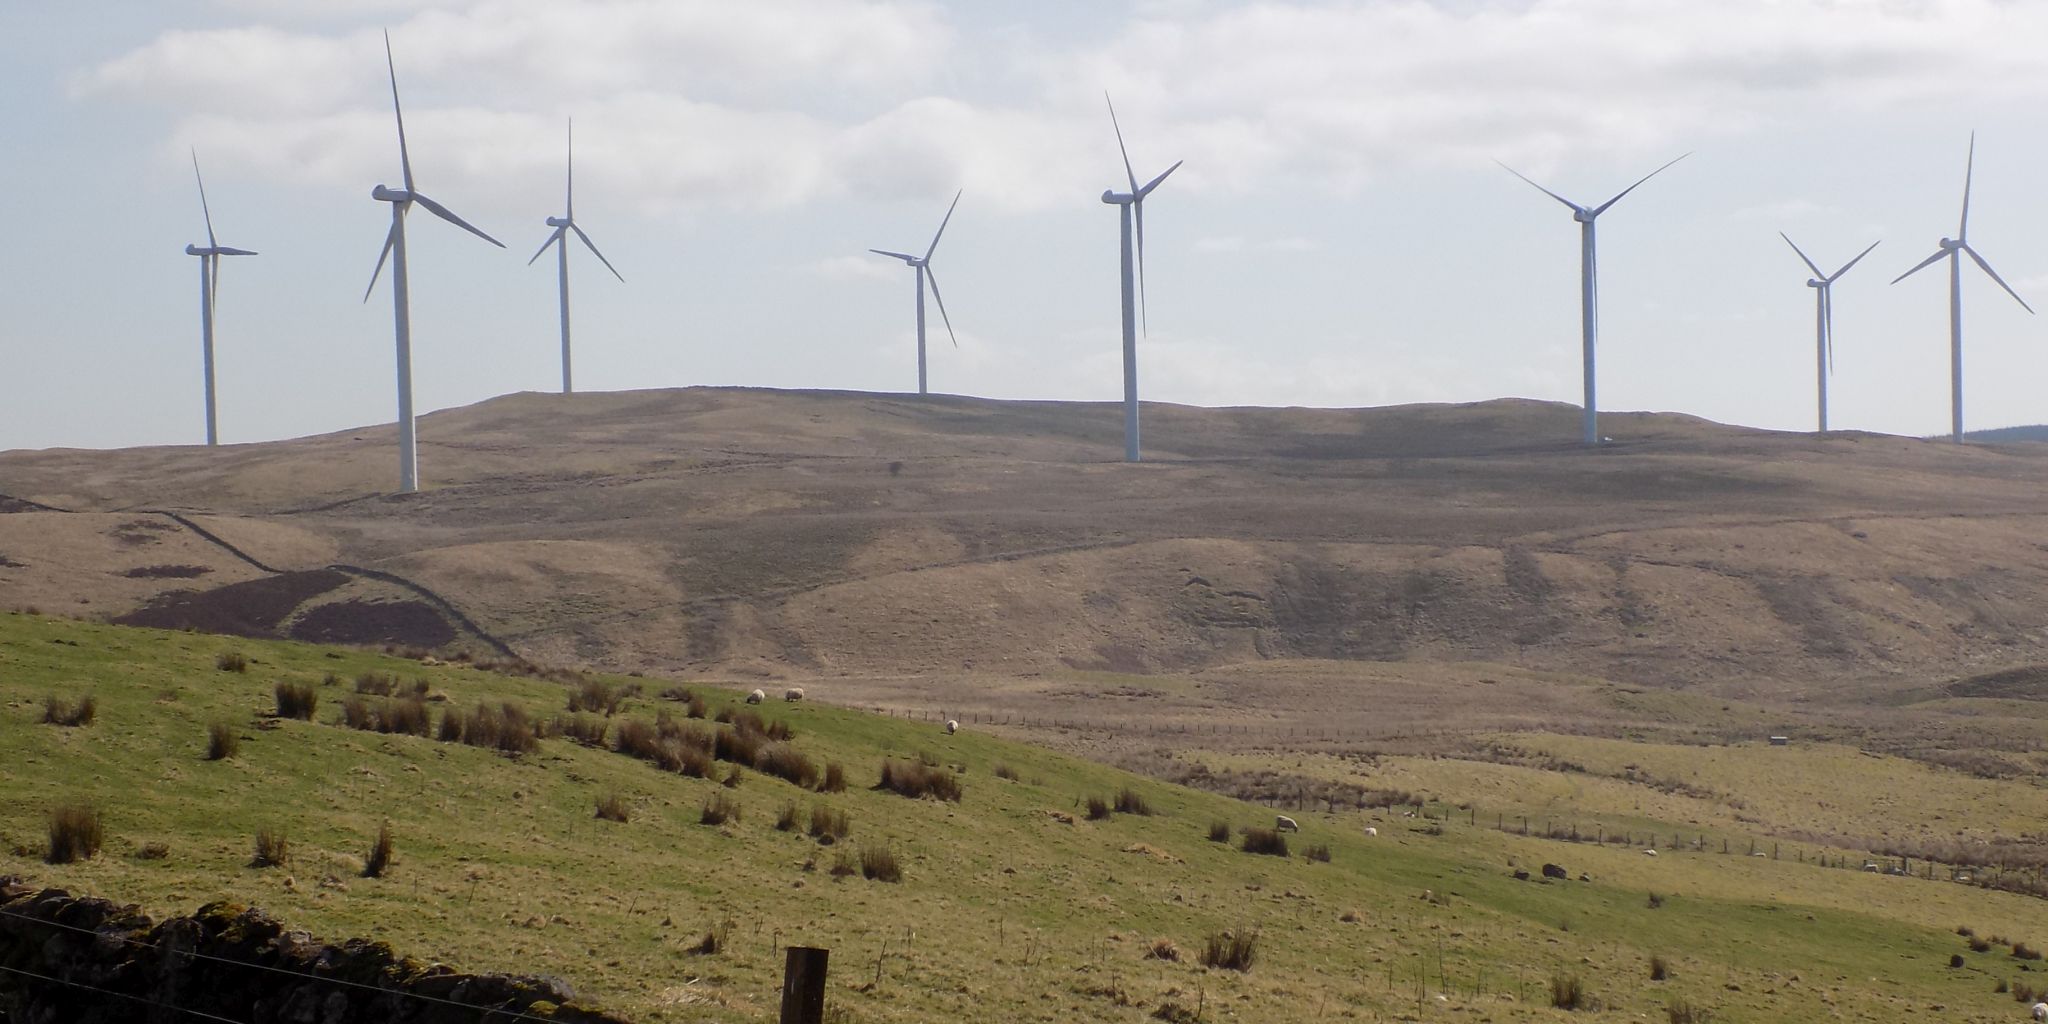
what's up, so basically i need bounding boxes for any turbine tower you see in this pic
[363,31,505,493]
[1101,95,1182,463]
[184,151,257,447]
[1499,153,1688,445]
[1780,234,1878,433]
[869,190,962,395]
[528,119,623,395]
[1892,132,2033,445]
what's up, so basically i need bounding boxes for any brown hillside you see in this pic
[5,388,2048,704]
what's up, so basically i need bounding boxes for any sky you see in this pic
[5,0,2048,452]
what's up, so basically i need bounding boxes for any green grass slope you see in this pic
[3,613,2045,1022]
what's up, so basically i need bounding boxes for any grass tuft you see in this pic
[1549,972,1587,1011]
[877,759,961,802]
[860,844,903,882]
[40,694,97,727]
[215,651,248,673]
[205,720,239,760]
[1239,827,1289,857]
[700,792,739,826]
[1208,821,1232,843]
[363,822,393,878]
[820,762,847,793]
[596,792,630,823]
[274,681,317,720]
[1086,795,1113,821]
[46,804,102,864]
[250,827,289,868]
[1200,926,1258,972]
[1114,787,1153,816]
[1650,954,1670,981]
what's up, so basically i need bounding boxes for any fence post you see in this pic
[780,946,829,1024]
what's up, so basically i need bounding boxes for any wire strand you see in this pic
[0,962,248,1024]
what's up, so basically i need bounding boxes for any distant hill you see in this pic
[6,388,2048,709]
[1964,424,2048,444]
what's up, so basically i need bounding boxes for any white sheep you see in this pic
[1363,827,1378,837]
[746,688,765,705]
[784,687,805,702]
[944,719,959,735]
[2030,1001,2046,1022]
[1642,849,1659,857]
[1275,815,1299,833]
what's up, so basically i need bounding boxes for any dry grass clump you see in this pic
[2013,941,2042,961]
[2011,979,2039,1003]
[1200,926,1259,972]
[808,805,851,841]
[250,828,289,868]
[714,725,765,767]
[685,694,709,719]
[340,696,430,737]
[754,743,820,789]
[46,804,102,864]
[1649,954,1671,981]
[274,681,317,721]
[722,766,744,788]
[1303,843,1332,863]
[351,672,424,697]
[215,651,248,673]
[566,678,639,716]
[363,822,393,878]
[1208,821,1232,843]
[445,701,540,755]
[1086,796,1113,821]
[1666,997,1710,1024]
[994,764,1020,781]
[1239,827,1289,857]
[552,713,608,747]
[689,920,732,956]
[596,792,631,823]
[829,850,859,878]
[1114,787,1154,816]
[1145,937,1180,962]
[775,803,801,832]
[1971,936,1994,953]
[860,844,903,882]
[1550,973,1587,1010]
[205,720,240,760]
[132,842,169,861]
[701,792,739,826]
[40,694,97,727]
[820,762,847,793]
[877,759,962,802]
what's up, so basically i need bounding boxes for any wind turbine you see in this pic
[1781,234,1879,433]
[528,119,623,395]
[1891,132,2033,445]
[184,151,257,447]
[1499,153,1688,445]
[363,31,505,493]
[869,190,961,396]
[1101,95,1182,463]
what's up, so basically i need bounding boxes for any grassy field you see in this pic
[5,613,2048,1023]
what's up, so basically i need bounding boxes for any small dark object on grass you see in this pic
[701,792,739,826]
[2014,942,2043,961]
[1240,827,1289,857]
[1208,821,1231,843]
[1647,892,1665,909]
[721,765,743,788]
[994,764,1020,781]
[829,850,858,878]
[206,721,239,760]
[133,842,169,861]
[1086,796,1112,821]
[1650,955,1670,981]
[596,792,630,823]
[251,828,289,868]
[1959,925,1977,937]
[1951,954,1967,969]
[216,651,248,673]
[860,844,902,882]
[820,762,847,793]
[1200,926,1258,972]
[274,681,317,720]
[690,920,731,956]
[47,805,102,864]
[1114,787,1153,816]
[1972,937,1994,953]
[1304,843,1331,863]
[1145,938,1179,961]
[363,822,393,878]
[41,694,97,727]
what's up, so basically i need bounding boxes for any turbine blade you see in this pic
[1139,160,1182,197]
[192,149,218,249]
[1591,152,1690,216]
[1822,287,1835,376]
[215,247,259,257]
[528,226,565,266]
[924,189,962,262]
[364,221,399,302]
[1780,232,1823,278]
[924,266,958,348]
[1106,93,1139,195]
[385,30,414,194]
[413,192,506,247]
[1495,160,1584,214]
[1964,244,2035,314]
[1959,130,1975,241]
[869,249,918,262]
[1827,240,1881,282]
[210,253,222,319]
[571,223,623,282]
[1890,248,1949,285]
[565,117,574,222]
[1135,198,1150,335]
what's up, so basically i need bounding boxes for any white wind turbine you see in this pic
[1499,154,1688,445]
[1101,96,1182,463]
[1780,234,1878,433]
[363,31,505,493]
[1891,132,2034,445]
[869,190,961,396]
[184,151,257,447]
[529,119,623,395]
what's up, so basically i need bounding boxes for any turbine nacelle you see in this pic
[545,215,572,228]
[1572,207,1598,224]
[1807,279,1824,289]
[372,184,413,204]
[1102,189,1136,205]
[1939,238,1962,251]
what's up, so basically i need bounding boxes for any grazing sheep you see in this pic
[1643,849,1659,857]
[746,688,765,705]
[784,687,805,702]
[1363,827,1378,837]
[2030,1001,2046,1022]
[1275,815,1299,833]
[944,719,959,735]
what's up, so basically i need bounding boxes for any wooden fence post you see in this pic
[780,946,829,1024]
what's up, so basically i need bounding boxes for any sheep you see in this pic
[783,687,805,702]
[1363,827,1378,837]
[1642,849,1659,857]
[1275,815,1299,833]
[2031,1001,2046,1022]
[745,688,765,705]
[944,719,959,735]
